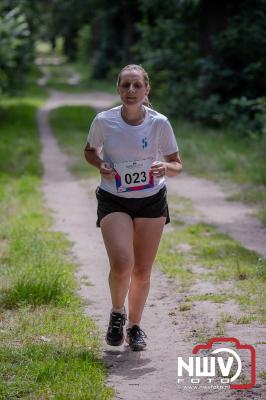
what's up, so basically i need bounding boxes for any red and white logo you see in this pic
[177,337,256,390]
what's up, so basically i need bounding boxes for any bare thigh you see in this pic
[100,212,135,271]
[133,217,166,273]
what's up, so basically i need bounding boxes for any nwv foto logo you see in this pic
[177,337,256,390]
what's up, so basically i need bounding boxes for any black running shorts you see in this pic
[95,185,170,227]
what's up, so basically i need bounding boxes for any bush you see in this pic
[0,6,33,94]
[135,0,266,136]
[191,95,266,136]
[77,24,91,64]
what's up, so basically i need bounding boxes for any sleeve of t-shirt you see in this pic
[87,115,103,151]
[159,118,179,156]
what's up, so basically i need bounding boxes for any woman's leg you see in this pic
[100,212,134,310]
[128,216,166,325]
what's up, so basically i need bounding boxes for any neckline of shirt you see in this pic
[118,105,149,129]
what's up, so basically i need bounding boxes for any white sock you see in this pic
[111,306,126,315]
[127,321,140,329]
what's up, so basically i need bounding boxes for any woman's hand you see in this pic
[100,162,115,180]
[150,161,167,177]
[150,153,182,178]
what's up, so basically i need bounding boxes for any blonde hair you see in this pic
[117,64,152,108]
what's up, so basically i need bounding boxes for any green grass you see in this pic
[44,61,116,94]
[179,303,192,312]
[214,313,257,340]
[174,119,266,224]
[49,106,98,178]
[175,119,266,185]
[156,195,266,322]
[259,370,266,380]
[0,86,113,399]
[0,307,112,399]
[186,293,230,303]
[74,62,117,94]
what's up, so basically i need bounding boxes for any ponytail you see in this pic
[143,95,153,109]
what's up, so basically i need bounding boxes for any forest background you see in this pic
[1,0,266,221]
[1,0,266,133]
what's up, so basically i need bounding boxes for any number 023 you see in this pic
[124,171,147,184]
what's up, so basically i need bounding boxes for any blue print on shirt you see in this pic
[142,137,148,149]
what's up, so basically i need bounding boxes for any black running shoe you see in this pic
[106,312,126,346]
[126,325,147,351]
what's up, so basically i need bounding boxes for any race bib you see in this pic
[114,158,154,193]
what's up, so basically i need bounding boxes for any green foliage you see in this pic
[136,0,199,117]
[191,0,266,133]
[49,106,98,178]
[191,95,266,136]
[135,0,266,135]
[0,6,32,93]
[77,24,91,64]
[36,0,93,59]
[2,0,266,135]
[198,2,266,101]
[175,118,266,224]
[22,0,266,136]
[0,102,42,177]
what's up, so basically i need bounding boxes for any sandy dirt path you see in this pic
[38,91,266,400]
[167,176,266,258]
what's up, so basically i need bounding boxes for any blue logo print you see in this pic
[142,137,148,149]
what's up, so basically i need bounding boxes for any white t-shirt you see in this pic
[87,105,179,198]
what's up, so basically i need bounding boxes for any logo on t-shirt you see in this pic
[142,137,148,149]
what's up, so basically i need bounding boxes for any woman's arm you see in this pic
[164,151,182,177]
[84,142,102,169]
[84,143,114,179]
[150,152,182,178]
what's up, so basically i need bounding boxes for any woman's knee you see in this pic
[110,256,134,279]
[132,264,152,284]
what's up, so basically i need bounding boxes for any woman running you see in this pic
[84,64,182,351]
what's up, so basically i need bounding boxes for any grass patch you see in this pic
[0,86,113,398]
[215,313,257,340]
[235,315,256,324]
[74,62,117,94]
[215,319,225,337]
[179,303,192,312]
[44,61,116,94]
[189,325,211,344]
[156,230,195,290]
[156,195,266,322]
[176,119,266,186]
[0,224,77,309]
[158,221,264,283]
[50,106,98,178]
[167,193,196,222]
[0,307,113,399]
[221,313,256,324]
[173,119,266,224]
[186,293,230,303]
[0,104,43,179]
[259,370,266,380]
